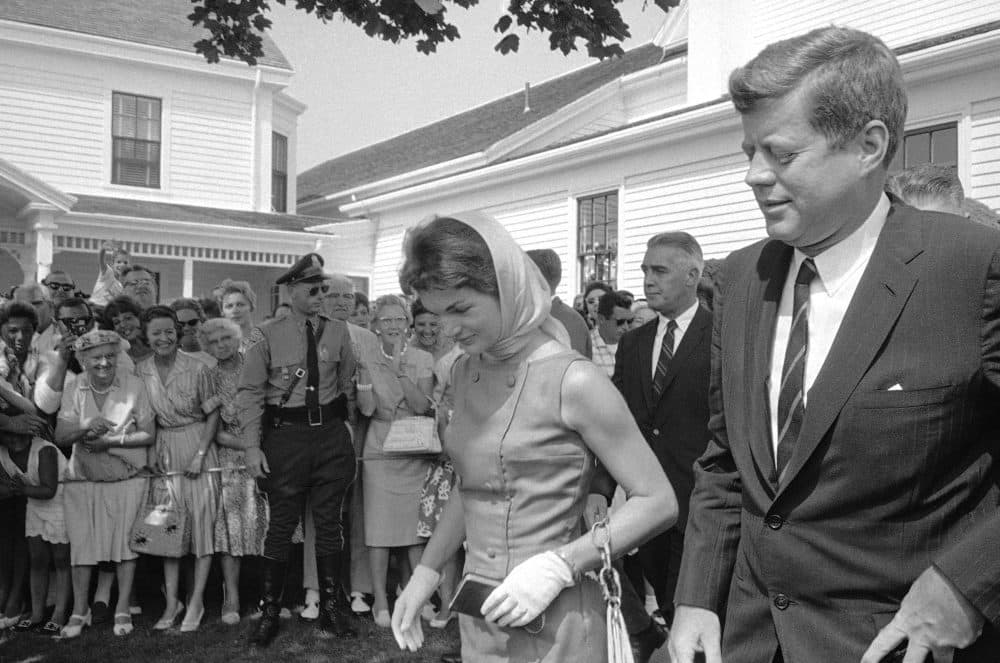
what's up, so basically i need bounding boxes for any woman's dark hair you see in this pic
[0,301,38,330]
[399,217,498,296]
[354,292,369,310]
[169,297,205,321]
[103,295,143,329]
[583,281,611,302]
[411,298,432,322]
[141,305,179,335]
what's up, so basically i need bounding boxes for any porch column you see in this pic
[18,203,60,284]
[182,258,194,297]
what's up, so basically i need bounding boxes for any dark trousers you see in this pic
[260,417,356,562]
[638,527,685,626]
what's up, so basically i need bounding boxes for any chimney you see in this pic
[523,82,531,114]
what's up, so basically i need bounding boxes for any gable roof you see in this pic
[0,0,291,70]
[69,195,347,234]
[297,43,666,203]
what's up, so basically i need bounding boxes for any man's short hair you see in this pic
[57,297,92,318]
[886,163,965,211]
[597,290,633,318]
[526,249,562,291]
[121,264,153,279]
[0,301,39,330]
[12,283,49,304]
[729,26,907,167]
[647,231,704,274]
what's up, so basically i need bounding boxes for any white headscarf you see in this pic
[413,211,570,361]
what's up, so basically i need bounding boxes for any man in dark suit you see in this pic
[527,249,592,358]
[612,231,711,625]
[669,26,1000,663]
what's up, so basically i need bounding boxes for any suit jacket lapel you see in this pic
[747,241,793,490]
[652,305,711,404]
[637,321,657,412]
[776,205,923,493]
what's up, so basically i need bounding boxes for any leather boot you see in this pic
[248,558,287,648]
[630,620,667,663]
[317,553,358,638]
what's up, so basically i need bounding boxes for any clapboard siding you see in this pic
[0,61,105,189]
[488,194,575,298]
[970,97,1000,210]
[170,89,254,207]
[753,0,999,49]
[372,222,408,297]
[620,153,763,292]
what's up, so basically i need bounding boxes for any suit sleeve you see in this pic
[611,333,628,395]
[337,322,357,396]
[935,247,1000,625]
[673,255,744,613]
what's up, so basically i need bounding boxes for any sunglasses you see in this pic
[125,278,154,287]
[307,285,330,297]
[179,318,201,327]
[44,282,75,292]
[59,316,92,326]
[615,318,635,327]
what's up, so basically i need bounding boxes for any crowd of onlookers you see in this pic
[0,160,996,647]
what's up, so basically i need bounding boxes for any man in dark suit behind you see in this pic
[669,26,1000,663]
[612,232,711,627]
[527,249,592,358]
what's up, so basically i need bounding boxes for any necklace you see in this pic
[90,381,114,395]
[380,340,406,361]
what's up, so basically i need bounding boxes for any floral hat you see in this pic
[73,329,128,354]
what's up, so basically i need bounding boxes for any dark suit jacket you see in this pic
[551,296,592,359]
[612,305,711,531]
[675,202,1000,662]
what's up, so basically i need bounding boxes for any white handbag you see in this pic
[381,411,441,455]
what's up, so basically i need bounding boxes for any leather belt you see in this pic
[267,395,347,427]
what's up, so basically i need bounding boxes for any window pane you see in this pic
[607,194,618,223]
[608,221,618,251]
[905,132,931,167]
[581,255,596,286]
[931,127,958,166]
[579,198,592,230]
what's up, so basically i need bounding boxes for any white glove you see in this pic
[482,551,575,628]
[391,564,441,652]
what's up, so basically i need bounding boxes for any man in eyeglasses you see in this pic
[41,270,77,308]
[590,290,633,377]
[120,264,158,310]
[237,253,358,647]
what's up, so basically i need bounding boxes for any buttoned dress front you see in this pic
[446,346,605,663]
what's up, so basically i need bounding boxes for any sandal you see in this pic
[42,621,62,635]
[153,601,184,630]
[13,618,44,632]
[113,613,133,637]
[59,612,92,639]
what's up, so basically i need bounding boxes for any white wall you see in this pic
[0,39,296,211]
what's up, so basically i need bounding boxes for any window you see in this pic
[112,92,161,188]
[272,132,288,213]
[889,122,958,172]
[577,192,618,290]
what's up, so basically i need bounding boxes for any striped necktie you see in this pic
[776,258,817,480]
[651,319,678,399]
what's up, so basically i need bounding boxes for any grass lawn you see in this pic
[0,612,459,663]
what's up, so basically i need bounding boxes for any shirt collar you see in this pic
[658,298,700,335]
[793,193,890,296]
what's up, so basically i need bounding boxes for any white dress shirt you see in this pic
[768,194,891,463]
[651,299,700,379]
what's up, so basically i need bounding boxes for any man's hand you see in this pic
[862,566,984,663]
[55,332,77,360]
[2,413,49,437]
[244,447,269,478]
[82,437,112,453]
[668,605,723,663]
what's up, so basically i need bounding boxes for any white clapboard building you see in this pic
[298,0,1000,300]
[0,0,368,312]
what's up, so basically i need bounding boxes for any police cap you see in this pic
[276,253,329,286]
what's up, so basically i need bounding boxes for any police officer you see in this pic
[239,253,357,647]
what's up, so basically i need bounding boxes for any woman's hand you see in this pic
[481,551,574,628]
[82,437,112,453]
[86,417,113,439]
[391,565,441,652]
[184,451,206,478]
[201,395,223,414]
[389,334,404,372]
[244,447,269,478]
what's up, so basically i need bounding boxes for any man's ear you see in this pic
[857,120,890,174]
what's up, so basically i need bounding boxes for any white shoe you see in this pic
[350,594,370,614]
[300,600,319,621]
[421,603,438,621]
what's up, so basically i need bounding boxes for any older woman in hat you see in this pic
[391,213,676,662]
[55,329,156,638]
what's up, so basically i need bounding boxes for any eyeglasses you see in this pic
[377,316,408,325]
[178,318,201,327]
[307,285,330,297]
[59,316,92,326]
[615,318,635,327]
[124,278,154,287]
[44,282,75,292]
[324,292,355,300]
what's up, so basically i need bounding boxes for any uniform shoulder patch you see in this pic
[245,326,266,349]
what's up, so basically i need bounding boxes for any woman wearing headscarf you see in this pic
[54,329,155,638]
[391,213,677,662]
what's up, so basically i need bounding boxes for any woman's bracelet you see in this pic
[553,548,581,581]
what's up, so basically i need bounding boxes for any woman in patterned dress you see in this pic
[200,317,268,625]
[136,306,219,633]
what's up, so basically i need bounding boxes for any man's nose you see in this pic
[744,152,775,188]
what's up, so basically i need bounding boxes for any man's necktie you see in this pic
[305,319,320,410]
[776,258,817,479]
[651,319,678,399]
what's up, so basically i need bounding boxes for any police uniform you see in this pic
[239,253,358,645]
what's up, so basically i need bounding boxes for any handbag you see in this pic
[129,476,188,557]
[592,518,635,663]
[382,410,442,455]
